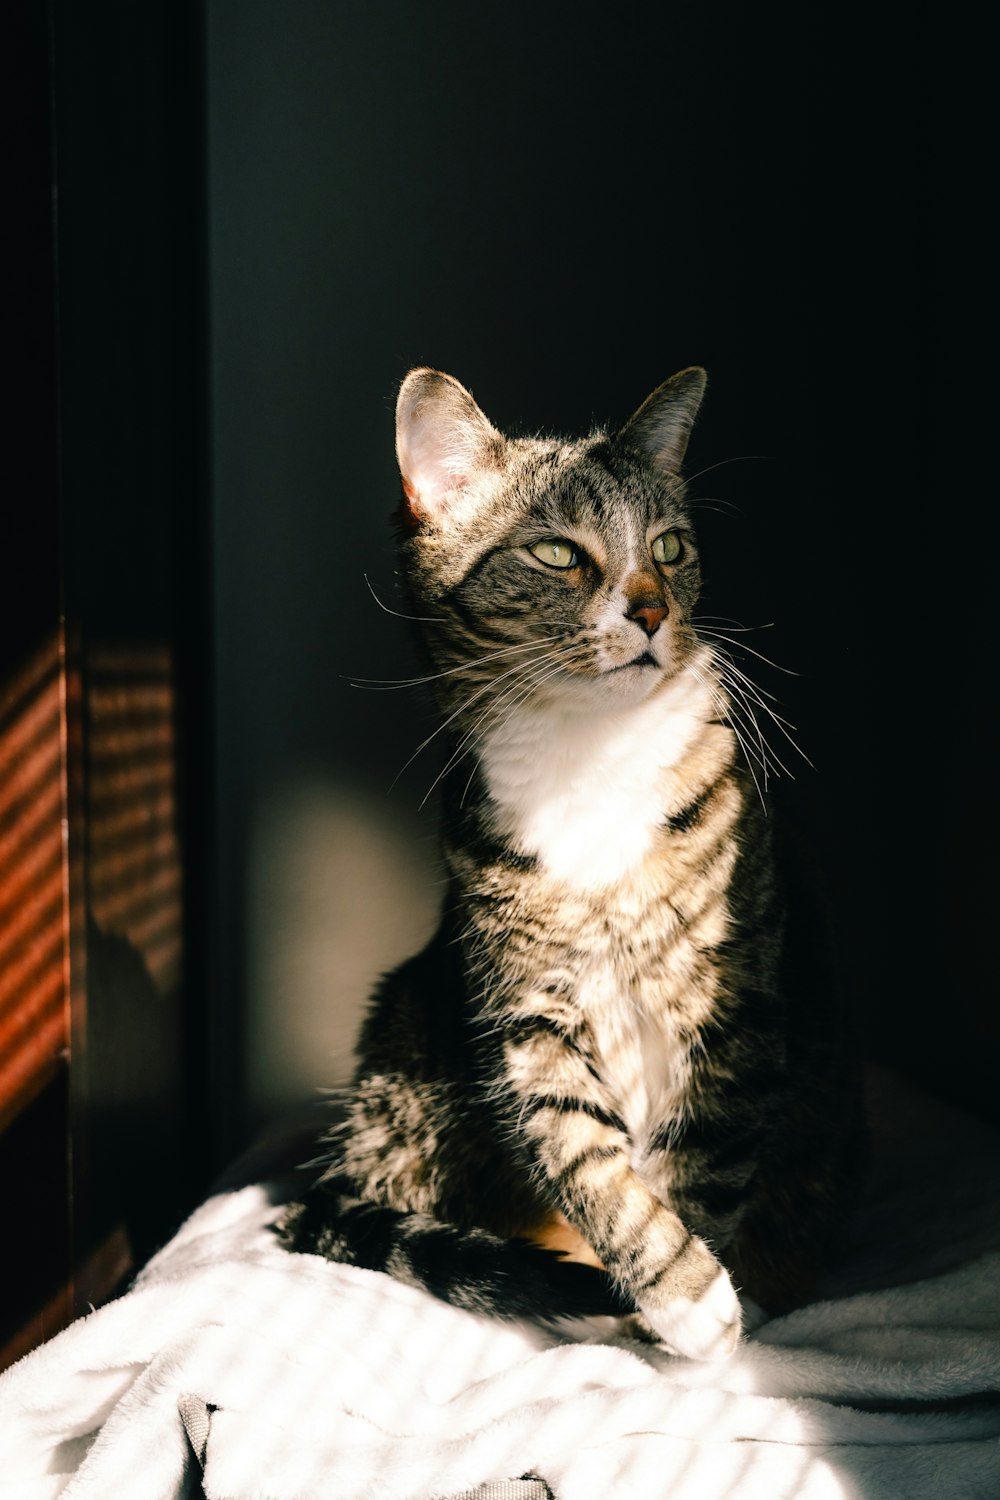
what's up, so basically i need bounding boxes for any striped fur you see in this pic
[279,368,863,1359]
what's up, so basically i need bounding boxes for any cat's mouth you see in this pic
[609,650,660,673]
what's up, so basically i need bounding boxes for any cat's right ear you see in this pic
[617,367,708,475]
[396,369,502,526]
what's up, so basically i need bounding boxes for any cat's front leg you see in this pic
[500,1021,742,1359]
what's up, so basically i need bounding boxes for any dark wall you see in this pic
[208,3,994,1124]
[50,0,218,1240]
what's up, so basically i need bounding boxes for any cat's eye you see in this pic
[528,539,579,569]
[651,530,682,566]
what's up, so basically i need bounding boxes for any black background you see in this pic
[9,0,994,1163]
[208,2,995,1123]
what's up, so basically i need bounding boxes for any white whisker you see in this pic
[693,614,776,634]
[692,661,769,810]
[723,677,789,780]
[363,571,445,624]
[710,648,812,771]
[696,626,799,677]
[683,454,772,487]
[419,645,580,809]
[348,635,564,691]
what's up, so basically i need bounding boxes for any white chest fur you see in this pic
[577,959,693,1161]
[480,660,717,889]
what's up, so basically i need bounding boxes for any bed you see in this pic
[2,1064,999,1500]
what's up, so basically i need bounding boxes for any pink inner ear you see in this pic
[400,466,467,524]
[400,474,433,526]
[400,476,424,528]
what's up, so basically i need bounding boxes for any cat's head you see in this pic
[394,367,707,716]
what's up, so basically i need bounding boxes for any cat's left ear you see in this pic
[617,367,707,474]
[396,368,503,526]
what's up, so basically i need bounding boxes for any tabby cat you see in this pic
[279,366,862,1360]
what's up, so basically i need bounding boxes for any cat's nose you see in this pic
[627,597,669,636]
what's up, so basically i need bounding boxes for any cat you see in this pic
[279,365,863,1360]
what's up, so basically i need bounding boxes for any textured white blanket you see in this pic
[2,1070,1000,1500]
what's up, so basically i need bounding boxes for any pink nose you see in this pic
[627,601,669,636]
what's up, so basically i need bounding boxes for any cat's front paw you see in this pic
[638,1252,742,1361]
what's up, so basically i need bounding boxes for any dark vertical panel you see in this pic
[51,0,217,1278]
[3,0,213,1366]
[3,0,59,655]
[0,0,72,1370]
[0,1075,72,1369]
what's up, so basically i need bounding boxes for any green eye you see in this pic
[651,530,682,565]
[528,539,579,569]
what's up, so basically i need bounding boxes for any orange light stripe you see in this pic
[0,978,66,1131]
[0,775,62,874]
[0,734,61,828]
[87,719,175,761]
[88,682,173,716]
[124,900,184,987]
[0,863,62,975]
[0,676,60,757]
[0,822,62,924]
[88,825,180,895]
[87,641,172,675]
[91,858,181,931]
[86,758,174,811]
[88,788,176,846]
[0,908,63,1029]
[0,638,59,730]
[0,951,63,1039]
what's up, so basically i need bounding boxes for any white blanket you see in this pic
[3,1070,1000,1500]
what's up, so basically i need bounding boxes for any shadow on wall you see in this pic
[247,774,444,1126]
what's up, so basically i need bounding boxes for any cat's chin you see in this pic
[601,662,668,703]
[541,660,670,712]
